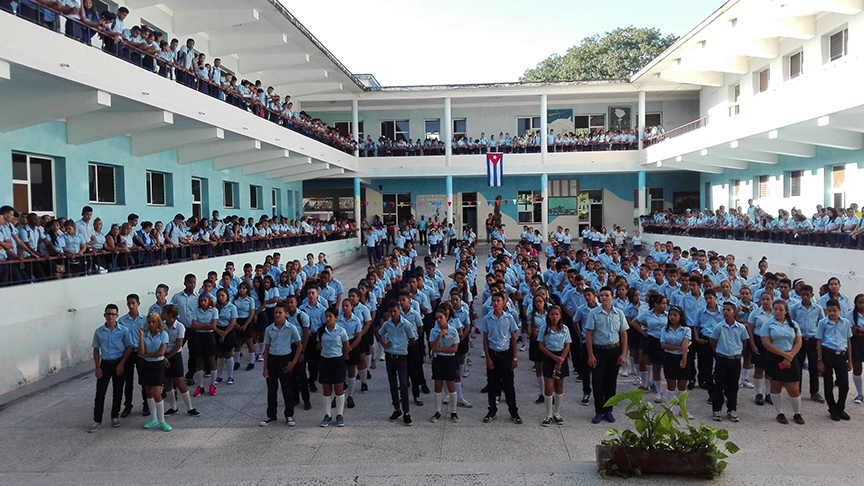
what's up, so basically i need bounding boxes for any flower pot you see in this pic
[596,444,716,478]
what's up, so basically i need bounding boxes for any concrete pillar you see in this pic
[540,94,548,164]
[353,177,362,242]
[446,175,454,227]
[541,173,549,240]
[637,91,646,151]
[444,97,452,166]
[638,170,647,218]
[351,99,359,157]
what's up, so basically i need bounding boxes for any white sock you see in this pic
[155,400,165,423]
[763,378,771,394]
[359,370,367,385]
[741,367,750,382]
[248,351,255,365]
[754,378,763,395]
[654,380,663,393]
[234,351,241,363]
[771,394,782,415]
[639,371,648,384]
[226,357,234,379]
[544,394,553,418]
[854,374,863,396]
[196,370,204,388]
[365,354,372,368]
[790,395,801,414]
[146,398,156,419]
[520,333,527,345]
[553,393,564,416]
[536,375,544,391]
[216,358,225,379]
[165,390,177,410]
[180,391,192,410]
[347,377,356,398]
[665,389,674,402]
[455,382,464,402]
[323,394,332,417]
[435,392,443,413]
[335,394,346,416]
[210,371,217,387]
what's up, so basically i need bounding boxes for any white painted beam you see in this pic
[239,53,310,74]
[0,90,110,133]
[173,8,260,36]
[818,114,864,133]
[131,127,224,157]
[658,70,725,87]
[674,55,749,75]
[262,69,328,87]
[0,60,9,81]
[685,156,748,170]
[242,156,311,175]
[266,163,329,180]
[67,110,173,145]
[713,146,779,164]
[177,139,260,164]
[213,149,289,170]
[735,16,815,40]
[676,161,725,174]
[209,34,288,57]
[283,168,344,183]
[739,139,816,158]
[820,0,863,15]
[782,127,862,151]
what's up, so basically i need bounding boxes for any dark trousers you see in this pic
[367,247,376,266]
[266,353,295,419]
[407,342,425,398]
[712,356,741,413]
[94,359,124,423]
[579,341,592,395]
[447,238,457,255]
[121,354,146,410]
[306,335,320,387]
[591,345,621,415]
[799,338,820,395]
[486,349,518,417]
[694,335,714,389]
[419,230,427,246]
[385,353,410,412]
[292,358,310,403]
[823,348,850,413]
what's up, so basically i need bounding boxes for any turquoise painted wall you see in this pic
[0,121,303,223]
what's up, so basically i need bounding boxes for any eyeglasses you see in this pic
[104,313,119,317]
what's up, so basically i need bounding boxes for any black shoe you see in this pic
[511,414,523,425]
[185,378,195,386]
[776,413,788,424]
[687,380,695,390]
[187,409,201,417]
[830,411,842,421]
[839,410,851,420]
[361,383,368,393]
[535,394,545,404]
[259,417,278,426]
[483,413,496,423]
[765,394,774,405]
[480,386,489,394]
[164,408,178,416]
[793,413,805,425]
[367,370,372,380]
[120,407,132,418]
[755,394,765,405]
[421,384,430,395]
[233,361,240,371]
[309,383,318,393]
[304,401,312,411]
[403,414,413,426]
[347,397,355,409]
[389,410,402,422]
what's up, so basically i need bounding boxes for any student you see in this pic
[191,293,218,397]
[214,289,238,385]
[260,302,303,426]
[89,304,132,432]
[528,294,548,405]
[660,306,691,418]
[481,292,522,424]
[635,294,669,403]
[377,301,418,425]
[317,307,350,427]
[789,285,825,403]
[336,298,364,408]
[762,300,804,424]
[538,305,572,426]
[399,292,427,406]
[149,284,169,316]
[584,286,628,424]
[748,291,775,405]
[847,294,864,404]
[429,308,461,423]
[138,312,172,431]
[301,286,328,392]
[118,294,147,417]
[449,291,474,408]
[161,305,200,417]
[816,299,853,421]
[232,282,257,372]
[710,302,749,422]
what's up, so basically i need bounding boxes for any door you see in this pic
[461,192,477,232]
[191,178,203,220]
[12,153,55,217]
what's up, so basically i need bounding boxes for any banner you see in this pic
[486,153,502,187]
[416,194,446,222]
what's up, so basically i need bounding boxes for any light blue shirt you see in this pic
[537,324,572,352]
[584,306,628,346]
[300,300,329,332]
[696,307,723,337]
[118,312,146,348]
[762,318,801,353]
[789,301,824,338]
[319,325,349,358]
[661,325,692,355]
[711,321,749,356]
[216,303,237,328]
[234,296,255,318]
[379,317,418,356]
[818,293,851,314]
[264,322,302,356]
[748,307,773,337]
[141,330,169,362]
[170,291,199,328]
[815,316,852,352]
[480,310,519,352]
[430,325,460,356]
[636,310,668,339]
[681,293,706,329]
[92,324,131,360]
[193,307,218,332]
[336,313,363,340]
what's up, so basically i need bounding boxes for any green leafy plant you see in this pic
[598,389,739,478]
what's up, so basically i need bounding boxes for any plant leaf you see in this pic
[725,442,740,454]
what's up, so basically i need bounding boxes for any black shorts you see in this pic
[318,356,347,385]
[138,359,165,387]
[663,351,689,381]
[193,332,216,358]
[752,336,767,368]
[851,335,864,363]
[255,311,270,335]
[529,337,542,362]
[236,317,255,341]
[542,350,570,379]
[217,328,236,352]
[627,328,642,351]
[764,352,801,383]
[431,355,458,381]
[165,353,184,379]
[643,335,663,365]
[457,334,470,356]
[346,344,362,366]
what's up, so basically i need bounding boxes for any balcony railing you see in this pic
[643,115,710,147]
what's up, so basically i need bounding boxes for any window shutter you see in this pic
[830,29,848,61]
[790,170,802,197]
[759,69,769,92]
[790,52,802,79]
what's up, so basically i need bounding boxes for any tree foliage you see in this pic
[520,26,678,82]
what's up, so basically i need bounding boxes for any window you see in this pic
[334,121,364,139]
[834,192,846,208]
[453,119,467,140]
[271,188,279,216]
[223,181,238,209]
[88,163,117,204]
[730,83,741,116]
[789,170,802,197]
[645,113,662,127]
[574,114,605,135]
[381,120,409,141]
[191,178,204,219]
[12,153,55,216]
[756,68,770,94]
[517,116,541,136]
[756,175,769,199]
[250,185,262,210]
[731,179,742,209]
[829,28,849,62]
[382,193,412,224]
[424,119,441,140]
[789,51,803,79]
[548,179,579,197]
[648,188,665,212]
[832,165,845,188]
[517,190,542,223]
[146,171,167,206]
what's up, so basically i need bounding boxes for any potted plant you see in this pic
[596,389,738,478]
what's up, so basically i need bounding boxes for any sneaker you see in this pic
[209,385,216,396]
[260,417,278,426]
[403,414,413,426]
[389,410,402,422]
[143,418,159,429]
[541,416,552,427]
[256,355,264,362]
[839,410,851,420]
[457,398,473,408]
[286,417,296,427]
[450,413,460,423]
[347,397,355,409]
[535,394,545,404]
[187,409,201,417]
[159,422,173,432]
[414,397,424,406]
[204,372,211,378]
[519,345,526,352]
[754,394,764,405]
[591,414,604,424]
[654,392,663,403]
[603,412,615,423]
[621,369,629,377]
[227,377,234,385]
[511,414,523,425]
[111,418,121,428]
[193,386,203,397]
[632,376,642,386]
[462,368,469,378]
[164,408,178,416]
[713,411,722,421]
[480,351,485,359]
[320,415,332,427]
[379,356,385,361]
[361,383,368,393]
[728,410,739,422]
[581,395,590,406]
[811,392,825,403]
[304,400,312,411]
[742,379,754,389]
[421,384,430,394]
[88,422,101,433]
[120,407,132,418]
[855,395,864,405]
[553,415,564,426]
[776,413,789,424]
[233,361,240,371]
[335,414,345,427]
[215,377,223,384]
[483,413,496,423]
[309,383,318,393]
[431,412,442,423]
[765,394,773,405]
[246,363,255,371]
[480,385,489,394]
[687,380,695,390]
[793,413,805,425]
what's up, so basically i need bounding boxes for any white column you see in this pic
[353,177,362,242]
[638,91,646,151]
[351,99,359,157]
[446,175,454,227]
[540,94,548,164]
[638,170,647,218]
[444,97,452,166]
[541,174,549,240]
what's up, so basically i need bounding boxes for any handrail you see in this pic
[643,115,710,147]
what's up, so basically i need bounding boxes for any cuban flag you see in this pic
[486,153,503,187]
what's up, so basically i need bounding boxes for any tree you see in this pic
[520,26,678,82]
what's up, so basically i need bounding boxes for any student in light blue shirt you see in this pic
[316,307,350,427]
[429,309,461,423]
[261,303,303,426]
[480,292,521,423]
[89,304,132,432]
[377,301,418,423]
[816,299,853,420]
[660,306,691,407]
[761,300,804,424]
[214,290,238,385]
[710,302,749,421]
[138,312,171,431]
[584,287,628,422]
[538,306,572,426]
[789,285,824,401]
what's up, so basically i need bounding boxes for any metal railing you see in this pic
[642,115,710,147]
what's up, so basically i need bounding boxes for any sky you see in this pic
[282,0,723,86]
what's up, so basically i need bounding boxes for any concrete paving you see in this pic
[2,244,864,485]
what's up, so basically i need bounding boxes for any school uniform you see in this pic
[789,301,824,395]
[263,322,302,420]
[585,306,628,415]
[336,313,363,366]
[401,308,427,398]
[233,296,256,341]
[480,310,520,417]
[164,320,186,379]
[139,330,169,387]
[216,303,238,352]
[380,316,419,413]
[748,307,773,369]
[816,316,853,415]
[711,320,748,413]
[762,319,802,383]
[537,324,572,379]
[661,325,691,381]
[430,325,460,381]
[694,306,723,389]
[301,300,328,387]
[527,312,546,362]
[637,310,668,365]
[118,312,146,410]
[845,311,864,363]
[92,324,132,424]
[318,325,349,385]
